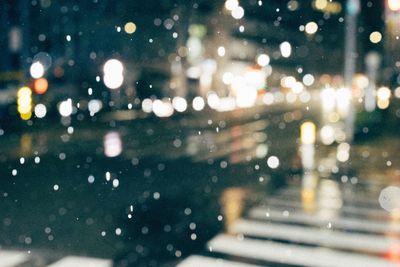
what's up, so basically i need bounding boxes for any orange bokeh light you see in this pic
[34,78,48,94]
[386,244,400,263]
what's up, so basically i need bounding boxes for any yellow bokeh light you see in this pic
[369,31,382,44]
[301,122,316,145]
[124,22,137,34]
[18,104,32,114]
[17,87,32,98]
[17,97,31,107]
[377,99,390,109]
[20,112,32,120]
[315,0,328,10]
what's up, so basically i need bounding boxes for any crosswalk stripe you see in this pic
[263,197,390,220]
[233,219,400,253]
[46,256,112,267]
[249,207,400,234]
[207,234,399,267]
[0,251,29,267]
[176,255,265,267]
[277,187,381,207]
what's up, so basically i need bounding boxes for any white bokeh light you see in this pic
[225,0,239,11]
[257,54,270,67]
[88,99,103,115]
[30,62,45,79]
[142,98,153,113]
[172,96,188,112]
[152,99,174,117]
[305,21,318,35]
[34,103,47,118]
[267,156,280,169]
[217,46,226,57]
[302,74,315,86]
[192,96,205,111]
[103,59,124,89]
[280,41,292,58]
[103,59,124,74]
[231,6,244,19]
[58,99,73,117]
[104,132,123,157]
[207,92,220,109]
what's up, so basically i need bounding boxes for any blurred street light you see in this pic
[103,59,124,89]
[58,99,73,117]
[30,62,45,79]
[17,86,33,120]
[280,41,292,58]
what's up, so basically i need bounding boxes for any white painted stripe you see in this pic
[233,219,400,253]
[249,207,400,233]
[263,197,389,219]
[47,256,112,267]
[0,251,29,267]
[277,187,380,206]
[177,255,264,267]
[208,234,398,267]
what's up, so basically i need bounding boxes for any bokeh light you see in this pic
[172,97,188,112]
[192,96,205,111]
[231,6,244,19]
[33,78,48,94]
[34,103,47,118]
[369,31,382,44]
[58,99,73,117]
[103,59,124,89]
[225,0,239,11]
[388,0,400,11]
[257,54,270,67]
[104,132,123,157]
[30,62,45,79]
[124,22,137,34]
[305,21,318,35]
[280,41,292,58]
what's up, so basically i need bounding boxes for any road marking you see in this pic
[177,255,264,267]
[46,256,112,267]
[263,197,390,220]
[277,187,381,207]
[249,207,400,234]
[208,234,399,267]
[0,251,29,267]
[233,219,400,253]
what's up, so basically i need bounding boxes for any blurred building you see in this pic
[0,0,389,108]
[384,0,400,86]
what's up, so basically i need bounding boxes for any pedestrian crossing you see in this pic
[178,184,400,267]
[0,253,112,267]
[0,250,30,267]
[46,256,112,267]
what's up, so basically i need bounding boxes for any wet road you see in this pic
[0,104,314,266]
